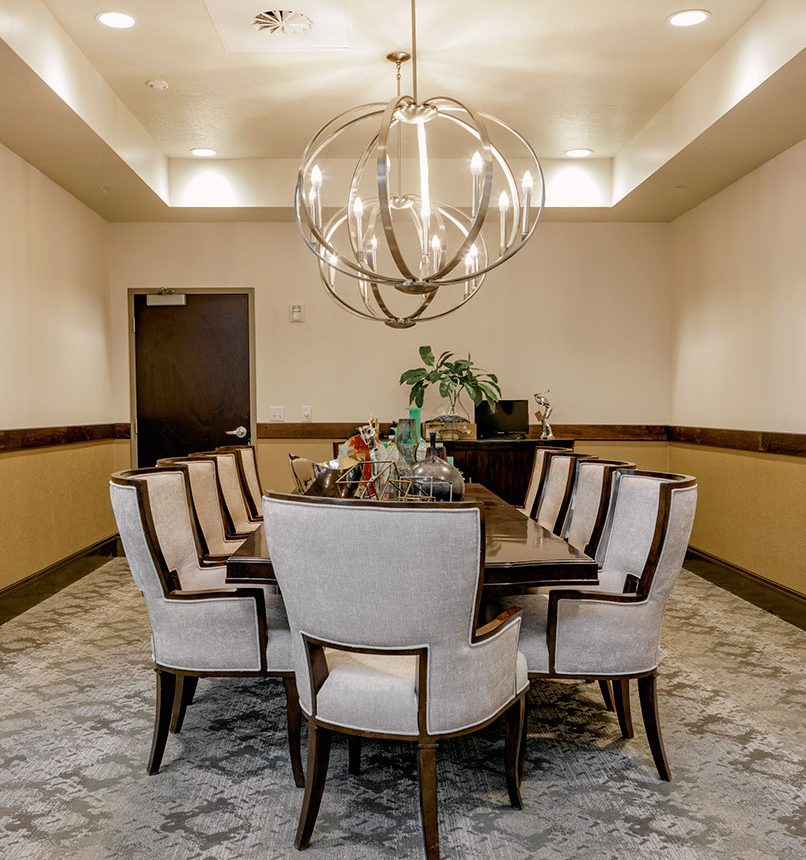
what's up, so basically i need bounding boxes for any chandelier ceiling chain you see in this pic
[294,0,545,328]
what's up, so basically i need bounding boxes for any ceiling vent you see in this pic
[253,10,313,35]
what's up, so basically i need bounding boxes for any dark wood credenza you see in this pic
[443,438,574,506]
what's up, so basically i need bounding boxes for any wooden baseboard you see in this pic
[685,546,805,630]
[0,535,121,625]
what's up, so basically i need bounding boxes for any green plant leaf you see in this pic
[419,345,435,367]
[399,368,427,385]
[415,385,425,407]
[436,351,453,367]
[463,381,482,405]
[487,373,499,384]
[439,381,451,399]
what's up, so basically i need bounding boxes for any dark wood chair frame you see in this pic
[216,444,264,520]
[268,492,528,860]
[527,472,697,781]
[111,469,304,787]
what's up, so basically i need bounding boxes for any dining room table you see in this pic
[225,483,598,592]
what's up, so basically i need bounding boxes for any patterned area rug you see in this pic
[0,559,804,859]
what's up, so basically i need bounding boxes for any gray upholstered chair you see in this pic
[191,451,261,534]
[517,446,574,518]
[263,493,529,859]
[534,451,597,534]
[109,468,303,786]
[565,459,637,561]
[288,453,317,493]
[217,444,264,519]
[157,457,246,560]
[507,471,697,780]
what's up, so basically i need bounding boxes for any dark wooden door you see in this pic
[133,293,251,466]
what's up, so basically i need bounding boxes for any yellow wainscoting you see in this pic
[0,441,120,591]
[669,444,806,596]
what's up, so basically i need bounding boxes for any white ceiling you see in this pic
[2,0,804,221]
[40,0,767,159]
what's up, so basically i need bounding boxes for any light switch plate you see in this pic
[302,406,313,422]
[289,304,304,322]
[270,406,285,422]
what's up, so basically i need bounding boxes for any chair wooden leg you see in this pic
[612,679,634,739]
[518,698,528,786]
[295,723,332,850]
[638,674,671,781]
[170,674,198,734]
[504,695,525,809]
[598,680,614,712]
[347,736,362,775]
[148,669,176,775]
[282,677,305,788]
[418,742,440,860]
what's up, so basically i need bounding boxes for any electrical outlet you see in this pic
[301,405,313,422]
[270,406,285,422]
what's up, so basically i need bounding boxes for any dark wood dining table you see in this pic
[226,483,598,591]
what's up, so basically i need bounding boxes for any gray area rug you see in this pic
[0,559,804,859]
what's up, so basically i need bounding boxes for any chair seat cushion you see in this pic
[315,651,420,735]
[264,594,293,673]
[503,595,550,674]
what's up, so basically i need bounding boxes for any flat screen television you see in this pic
[475,399,529,438]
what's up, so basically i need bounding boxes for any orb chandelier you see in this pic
[294,0,545,328]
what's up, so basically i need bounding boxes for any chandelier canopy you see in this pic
[294,0,545,328]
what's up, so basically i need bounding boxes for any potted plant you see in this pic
[399,346,502,421]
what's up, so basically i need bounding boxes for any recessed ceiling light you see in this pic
[565,148,593,158]
[96,11,136,29]
[190,148,217,158]
[668,9,710,27]
[145,79,169,91]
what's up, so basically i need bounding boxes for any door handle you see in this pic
[226,425,248,439]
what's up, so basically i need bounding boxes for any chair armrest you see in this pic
[200,555,232,568]
[474,605,522,642]
[546,588,646,675]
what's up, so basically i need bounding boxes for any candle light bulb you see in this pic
[353,197,363,217]
[498,191,510,212]
[328,253,338,265]
[370,235,378,250]
[310,164,322,189]
[470,243,478,260]
[470,151,483,176]
[431,234,441,252]
[522,171,533,191]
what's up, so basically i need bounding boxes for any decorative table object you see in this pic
[533,390,554,440]
[411,431,465,501]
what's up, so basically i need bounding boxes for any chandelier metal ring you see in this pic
[293,0,545,328]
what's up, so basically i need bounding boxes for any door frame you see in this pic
[127,287,257,468]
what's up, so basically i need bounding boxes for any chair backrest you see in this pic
[217,445,263,518]
[191,452,258,532]
[288,453,316,493]
[157,456,240,557]
[599,471,698,600]
[535,451,597,534]
[565,459,636,559]
[522,446,574,518]
[263,493,493,732]
[111,468,222,591]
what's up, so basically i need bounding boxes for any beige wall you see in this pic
[670,137,806,433]
[107,221,671,426]
[0,141,116,590]
[0,141,110,428]
[669,137,806,596]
